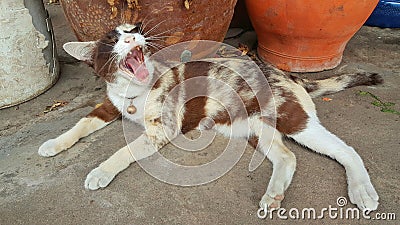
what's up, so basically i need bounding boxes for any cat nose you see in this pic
[124,36,135,43]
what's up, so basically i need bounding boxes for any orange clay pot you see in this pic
[245,0,379,72]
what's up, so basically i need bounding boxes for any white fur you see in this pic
[259,131,296,210]
[63,41,96,62]
[289,118,379,210]
[85,134,158,190]
[38,117,109,157]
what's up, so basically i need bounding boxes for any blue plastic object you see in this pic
[365,0,400,28]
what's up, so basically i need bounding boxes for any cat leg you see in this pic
[252,131,296,210]
[85,119,174,190]
[288,118,379,210]
[38,98,120,157]
[84,134,161,190]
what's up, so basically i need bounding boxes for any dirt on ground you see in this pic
[0,3,399,225]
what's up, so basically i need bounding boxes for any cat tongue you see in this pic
[135,66,149,81]
[126,57,149,81]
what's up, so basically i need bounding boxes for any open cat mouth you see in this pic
[120,46,149,82]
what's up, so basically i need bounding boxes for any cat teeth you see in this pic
[128,46,142,56]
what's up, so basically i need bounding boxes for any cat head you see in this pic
[63,23,153,85]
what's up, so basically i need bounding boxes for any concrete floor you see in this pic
[0,3,399,225]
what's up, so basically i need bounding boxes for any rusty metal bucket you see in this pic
[60,0,237,47]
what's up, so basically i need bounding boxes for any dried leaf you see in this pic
[248,51,257,60]
[107,0,115,6]
[238,43,249,56]
[184,0,190,9]
[110,6,118,19]
[127,0,141,9]
[43,100,69,114]
[322,97,332,102]
[47,0,59,4]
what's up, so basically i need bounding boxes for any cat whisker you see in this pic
[98,41,116,48]
[146,43,163,51]
[143,20,166,37]
[107,54,119,73]
[146,41,166,49]
[145,36,177,41]
[98,53,118,73]
[145,39,167,43]
[146,43,161,49]
[139,16,155,34]
[145,27,179,39]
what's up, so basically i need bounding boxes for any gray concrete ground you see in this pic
[1,3,399,225]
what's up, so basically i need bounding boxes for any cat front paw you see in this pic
[38,139,62,157]
[348,181,379,211]
[85,167,116,190]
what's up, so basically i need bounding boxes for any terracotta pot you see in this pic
[60,0,237,49]
[245,0,379,72]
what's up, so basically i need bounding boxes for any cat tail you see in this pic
[290,72,383,98]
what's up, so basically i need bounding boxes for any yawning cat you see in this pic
[38,23,382,211]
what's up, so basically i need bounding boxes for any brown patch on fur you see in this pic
[152,71,162,89]
[180,62,211,134]
[260,116,275,127]
[92,30,120,82]
[245,96,261,116]
[276,90,308,135]
[154,67,181,103]
[171,67,180,84]
[346,73,383,88]
[303,82,319,93]
[212,97,262,126]
[212,75,266,126]
[248,136,259,149]
[289,74,301,83]
[213,109,231,125]
[181,97,208,134]
[289,74,320,93]
[87,98,121,122]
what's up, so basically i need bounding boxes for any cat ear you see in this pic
[63,41,96,62]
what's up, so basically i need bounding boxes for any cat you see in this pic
[38,23,382,211]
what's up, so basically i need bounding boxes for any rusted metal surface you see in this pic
[0,0,59,109]
[60,0,237,46]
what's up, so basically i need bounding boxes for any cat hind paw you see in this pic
[259,194,285,211]
[348,182,379,211]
